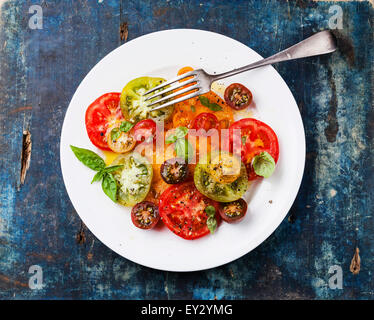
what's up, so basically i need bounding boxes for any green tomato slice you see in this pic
[120,76,174,123]
[111,152,153,206]
[194,152,248,202]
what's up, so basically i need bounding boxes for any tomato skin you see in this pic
[224,83,253,110]
[121,77,174,123]
[229,118,279,181]
[192,112,219,135]
[159,182,220,240]
[177,66,194,76]
[106,124,136,154]
[133,119,157,143]
[173,109,195,128]
[85,92,123,150]
[131,201,160,229]
[218,199,247,223]
[160,158,189,184]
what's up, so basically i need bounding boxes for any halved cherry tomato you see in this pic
[224,83,253,110]
[192,112,219,135]
[160,158,189,184]
[131,201,160,229]
[159,182,220,240]
[133,119,157,143]
[229,118,279,180]
[106,123,136,153]
[218,198,247,223]
[85,92,123,150]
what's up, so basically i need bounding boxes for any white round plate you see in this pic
[60,29,305,272]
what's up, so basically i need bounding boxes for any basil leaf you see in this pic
[252,151,275,178]
[70,145,105,171]
[119,121,133,133]
[91,170,105,184]
[91,165,123,184]
[111,128,121,141]
[241,135,247,145]
[102,172,117,202]
[199,96,210,106]
[175,126,188,139]
[175,138,193,161]
[166,134,177,144]
[190,105,196,112]
[205,205,217,234]
[199,96,222,111]
[205,205,216,217]
[166,126,188,144]
[207,216,217,234]
[175,139,186,158]
[103,165,124,173]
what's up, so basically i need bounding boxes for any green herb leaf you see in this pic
[199,96,222,111]
[166,134,178,144]
[102,173,117,202]
[166,127,188,144]
[91,171,105,184]
[104,165,124,173]
[241,135,247,145]
[205,205,217,234]
[252,151,275,178]
[111,128,121,141]
[190,105,196,112]
[175,138,193,161]
[207,216,217,234]
[175,126,188,139]
[91,165,123,184]
[119,121,133,133]
[70,145,105,171]
[205,205,216,217]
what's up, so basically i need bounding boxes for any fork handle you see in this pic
[211,30,337,82]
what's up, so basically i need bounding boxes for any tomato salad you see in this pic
[71,67,279,240]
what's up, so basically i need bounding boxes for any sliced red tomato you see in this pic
[192,112,219,135]
[224,83,253,110]
[172,108,195,128]
[85,92,123,150]
[229,118,279,180]
[133,119,157,143]
[159,182,220,240]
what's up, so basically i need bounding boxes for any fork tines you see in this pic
[142,71,201,111]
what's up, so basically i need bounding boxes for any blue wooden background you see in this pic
[0,0,373,299]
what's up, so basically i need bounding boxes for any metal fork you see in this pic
[143,30,337,111]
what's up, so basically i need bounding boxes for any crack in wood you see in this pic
[350,247,361,275]
[20,130,31,185]
[120,22,128,42]
[76,221,86,245]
